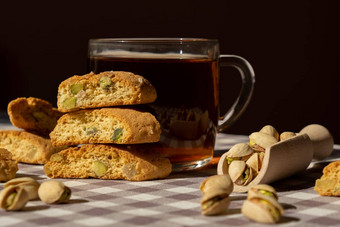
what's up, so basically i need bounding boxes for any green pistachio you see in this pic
[112,128,123,142]
[99,76,112,89]
[70,84,84,95]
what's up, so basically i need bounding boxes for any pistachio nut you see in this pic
[247,184,278,200]
[225,143,254,164]
[112,128,123,142]
[200,175,233,195]
[0,185,29,211]
[93,160,108,177]
[201,194,231,216]
[200,175,233,216]
[62,97,76,109]
[38,180,71,204]
[99,76,112,89]
[70,83,84,95]
[4,177,40,200]
[259,125,279,141]
[280,131,296,141]
[229,160,253,186]
[249,132,278,152]
[246,153,261,174]
[241,194,284,224]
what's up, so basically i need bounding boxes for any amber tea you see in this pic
[88,38,255,172]
[88,53,218,170]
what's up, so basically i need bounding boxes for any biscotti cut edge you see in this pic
[50,108,161,146]
[44,144,172,181]
[57,71,157,112]
[0,130,60,164]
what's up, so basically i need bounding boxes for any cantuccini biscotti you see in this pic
[7,97,63,136]
[57,71,157,112]
[314,160,340,196]
[0,148,18,182]
[44,144,172,181]
[0,130,61,164]
[49,108,161,146]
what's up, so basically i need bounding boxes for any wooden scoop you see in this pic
[217,124,334,193]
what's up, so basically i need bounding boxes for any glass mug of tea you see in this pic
[88,38,255,172]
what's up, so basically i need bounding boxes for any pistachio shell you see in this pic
[249,132,278,152]
[248,184,278,200]
[38,181,71,204]
[280,131,296,141]
[200,175,233,195]
[246,153,260,173]
[251,194,284,215]
[217,152,229,175]
[242,199,278,223]
[4,177,40,200]
[226,143,254,159]
[259,125,279,140]
[242,168,254,186]
[229,160,246,183]
[201,196,231,216]
[0,185,29,211]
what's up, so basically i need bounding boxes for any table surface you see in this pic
[0,122,340,227]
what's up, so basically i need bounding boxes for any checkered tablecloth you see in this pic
[0,130,340,226]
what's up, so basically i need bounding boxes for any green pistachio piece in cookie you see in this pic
[70,84,84,95]
[63,97,77,109]
[112,128,123,142]
[93,160,108,177]
[99,76,112,89]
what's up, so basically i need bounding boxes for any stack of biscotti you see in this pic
[46,71,171,181]
[0,97,64,164]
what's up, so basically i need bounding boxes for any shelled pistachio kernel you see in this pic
[38,181,71,204]
[4,177,40,200]
[62,97,76,109]
[280,132,296,141]
[0,185,29,211]
[99,76,112,89]
[70,83,84,95]
[93,160,108,177]
[112,128,123,142]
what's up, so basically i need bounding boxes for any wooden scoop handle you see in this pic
[299,124,334,160]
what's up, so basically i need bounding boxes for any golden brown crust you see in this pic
[50,108,161,146]
[314,160,340,196]
[57,71,157,112]
[0,148,18,182]
[0,130,61,164]
[44,144,172,181]
[7,97,63,137]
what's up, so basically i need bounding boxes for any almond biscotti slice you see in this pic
[44,144,172,181]
[50,108,161,146]
[8,97,63,137]
[0,130,61,164]
[57,71,157,112]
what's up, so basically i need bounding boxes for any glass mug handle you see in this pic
[217,55,255,132]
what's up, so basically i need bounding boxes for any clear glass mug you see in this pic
[88,38,255,172]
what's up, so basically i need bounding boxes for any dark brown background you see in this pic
[0,1,339,142]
